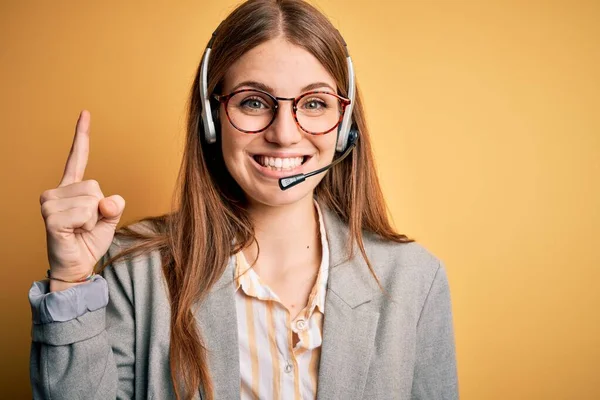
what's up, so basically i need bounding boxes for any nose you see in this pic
[263,100,303,147]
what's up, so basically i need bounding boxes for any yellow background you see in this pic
[1,1,598,398]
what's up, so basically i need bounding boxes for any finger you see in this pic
[73,195,125,235]
[41,195,99,219]
[81,204,100,231]
[58,110,91,188]
[90,196,125,246]
[41,180,104,205]
[96,195,126,235]
[98,195,125,221]
[46,207,95,235]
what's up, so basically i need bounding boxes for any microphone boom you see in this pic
[278,135,358,191]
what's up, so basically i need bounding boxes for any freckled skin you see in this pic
[221,37,330,322]
[220,37,339,208]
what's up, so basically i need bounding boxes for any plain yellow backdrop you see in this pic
[1,1,598,398]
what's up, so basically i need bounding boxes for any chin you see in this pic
[227,154,328,208]
[241,179,321,208]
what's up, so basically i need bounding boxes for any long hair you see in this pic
[99,1,413,399]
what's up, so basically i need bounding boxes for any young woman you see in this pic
[30,1,458,399]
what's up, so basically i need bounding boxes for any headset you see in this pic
[199,27,359,190]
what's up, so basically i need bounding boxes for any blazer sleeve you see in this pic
[29,248,135,400]
[411,262,459,399]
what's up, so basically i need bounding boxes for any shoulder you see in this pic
[320,204,444,298]
[363,232,442,292]
[99,221,166,302]
[104,221,163,268]
[361,232,452,319]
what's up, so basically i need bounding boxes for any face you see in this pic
[219,36,339,208]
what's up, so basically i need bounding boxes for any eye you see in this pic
[240,97,270,110]
[302,98,328,110]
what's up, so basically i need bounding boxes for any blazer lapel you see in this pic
[317,206,381,400]
[196,256,241,400]
[194,206,381,399]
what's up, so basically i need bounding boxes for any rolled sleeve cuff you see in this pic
[29,275,109,324]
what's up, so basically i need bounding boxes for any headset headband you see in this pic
[200,27,356,153]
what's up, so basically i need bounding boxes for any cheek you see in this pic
[314,133,338,160]
[220,117,241,151]
[220,125,251,175]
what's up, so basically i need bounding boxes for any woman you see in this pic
[30,0,458,399]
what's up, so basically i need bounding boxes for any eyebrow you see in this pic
[230,80,336,94]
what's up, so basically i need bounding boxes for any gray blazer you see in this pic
[29,206,458,399]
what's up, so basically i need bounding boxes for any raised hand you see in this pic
[40,110,125,291]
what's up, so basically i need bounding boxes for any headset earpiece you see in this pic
[212,107,220,137]
[200,27,356,151]
[336,122,359,152]
[347,125,359,147]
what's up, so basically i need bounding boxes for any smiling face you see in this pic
[219,36,339,208]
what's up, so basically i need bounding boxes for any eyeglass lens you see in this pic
[226,90,343,134]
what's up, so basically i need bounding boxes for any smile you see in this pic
[252,155,310,172]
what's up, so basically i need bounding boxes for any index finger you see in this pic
[58,110,91,188]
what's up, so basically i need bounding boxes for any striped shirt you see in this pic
[234,202,329,400]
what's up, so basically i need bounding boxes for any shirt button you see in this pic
[296,319,306,331]
[284,363,293,373]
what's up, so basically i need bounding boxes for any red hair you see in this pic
[100,1,413,399]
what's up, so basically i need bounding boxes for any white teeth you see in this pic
[256,156,304,171]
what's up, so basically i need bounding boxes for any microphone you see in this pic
[278,133,358,191]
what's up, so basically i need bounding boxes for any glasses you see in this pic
[214,89,351,135]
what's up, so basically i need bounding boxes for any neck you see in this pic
[244,194,321,277]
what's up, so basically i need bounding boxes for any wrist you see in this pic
[49,279,91,292]
[46,268,95,292]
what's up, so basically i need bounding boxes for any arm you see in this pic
[411,263,459,399]
[33,110,132,399]
[29,249,135,399]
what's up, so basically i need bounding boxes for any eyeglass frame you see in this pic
[213,88,352,135]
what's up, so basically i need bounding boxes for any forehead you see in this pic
[222,37,337,96]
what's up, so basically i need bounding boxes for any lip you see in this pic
[251,151,310,158]
[248,153,313,179]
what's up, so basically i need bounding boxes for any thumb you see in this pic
[99,195,126,221]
